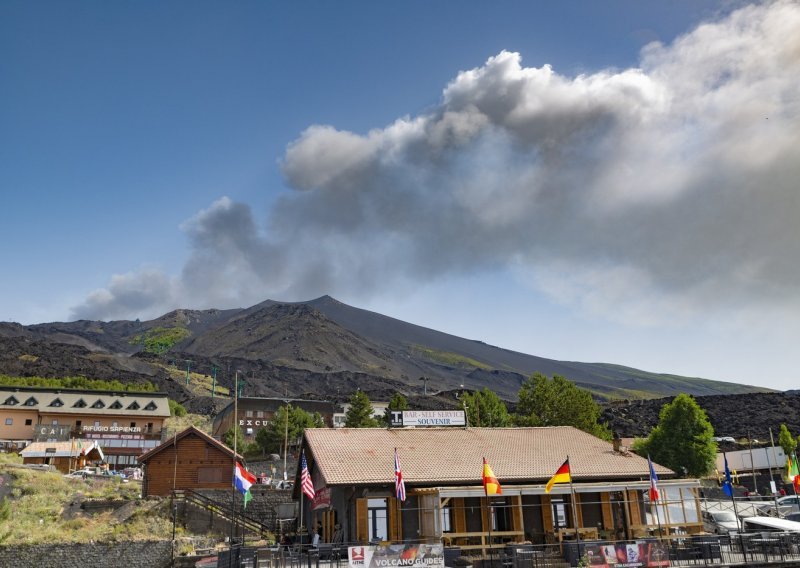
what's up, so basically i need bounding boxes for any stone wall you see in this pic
[0,540,173,568]
[197,486,294,531]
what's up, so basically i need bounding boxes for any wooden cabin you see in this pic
[296,427,703,551]
[138,425,241,497]
[20,440,104,473]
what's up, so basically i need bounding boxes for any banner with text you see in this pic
[389,410,465,428]
[348,544,444,568]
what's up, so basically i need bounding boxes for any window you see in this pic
[256,411,264,418]
[4,418,11,426]
[91,399,105,409]
[73,399,87,408]
[112,421,118,428]
[23,397,37,406]
[367,498,388,542]
[25,419,32,426]
[51,419,58,426]
[4,396,19,406]
[130,422,136,428]
[198,467,226,483]
[109,400,123,409]
[246,410,254,417]
[75,420,82,428]
[49,398,63,407]
[94,421,101,428]
[246,428,254,435]
[146,422,153,433]
[144,401,157,411]
[440,506,452,532]
[551,498,568,529]
[127,401,140,410]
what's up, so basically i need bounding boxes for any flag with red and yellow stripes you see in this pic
[482,457,502,495]
[545,459,571,493]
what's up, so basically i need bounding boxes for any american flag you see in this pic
[394,447,406,502]
[300,450,315,499]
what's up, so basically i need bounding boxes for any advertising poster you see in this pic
[583,541,670,568]
[348,544,444,568]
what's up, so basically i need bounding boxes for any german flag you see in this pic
[482,457,502,495]
[545,459,571,493]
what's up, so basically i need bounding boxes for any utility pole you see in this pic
[211,366,217,398]
[184,360,193,386]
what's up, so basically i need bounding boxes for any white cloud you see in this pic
[73,1,800,330]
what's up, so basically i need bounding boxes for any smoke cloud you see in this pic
[73,1,800,326]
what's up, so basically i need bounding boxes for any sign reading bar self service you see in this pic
[389,410,465,428]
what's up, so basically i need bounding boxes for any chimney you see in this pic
[612,431,622,453]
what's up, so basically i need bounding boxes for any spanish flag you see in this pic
[545,459,571,493]
[482,457,502,495]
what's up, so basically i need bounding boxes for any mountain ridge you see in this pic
[0,296,768,408]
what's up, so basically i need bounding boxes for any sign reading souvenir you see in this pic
[389,410,466,428]
[582,540,670,568]
[348,544,444,568]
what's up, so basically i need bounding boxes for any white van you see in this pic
[741,516,800,533]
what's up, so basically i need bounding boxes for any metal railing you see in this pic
[174,489,271,539]
[213,532,800,568]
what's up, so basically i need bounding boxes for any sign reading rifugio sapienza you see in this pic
[389,410,465,428]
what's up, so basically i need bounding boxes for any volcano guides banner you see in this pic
[348,544,444,568]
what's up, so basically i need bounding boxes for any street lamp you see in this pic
[419,376,429,396]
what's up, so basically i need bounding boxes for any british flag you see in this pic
[395,448,406,502]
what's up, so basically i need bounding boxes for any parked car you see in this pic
[757,495,800,516]
[702,509,740,534]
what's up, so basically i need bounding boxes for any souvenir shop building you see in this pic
[296,426,703,550]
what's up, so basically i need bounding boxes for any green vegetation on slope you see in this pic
[412,345,491,370]
[129,326,191,354]
[0,463,172,544]
[0,375,156,393]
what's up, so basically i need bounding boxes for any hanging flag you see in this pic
[648,455,660,502]
[722,453,734,497]
[234,462,256,509]
[394,448,406,502]
[791,453,800,492]
[482,457,502,495]
[300,450,315,499]
[545,459,571,493]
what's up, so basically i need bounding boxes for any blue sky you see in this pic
[2,1,799,390]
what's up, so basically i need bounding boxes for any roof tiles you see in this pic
[305,426,673,486]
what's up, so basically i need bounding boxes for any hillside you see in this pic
[0,296,768,410]
[600,391,800,440]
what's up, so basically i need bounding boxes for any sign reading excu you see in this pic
[389,410,465,428]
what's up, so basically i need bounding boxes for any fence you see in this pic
[212,532,800,568]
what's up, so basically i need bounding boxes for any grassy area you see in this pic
[162,413,213,438]
[0,463,173,545]
[411,345,492,370]
[129,326,191,354]
[0,375,157,392]
[158,363,231,398]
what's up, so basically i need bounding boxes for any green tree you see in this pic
[638,393,717,478]
[345,390,380,428]
[168,399,187,417]
[255,404,325,455]
[514,373,610,439]
[223,424,245,449]
[384,393,409,425]
[461,388,510,427]
[778,423,797,457]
